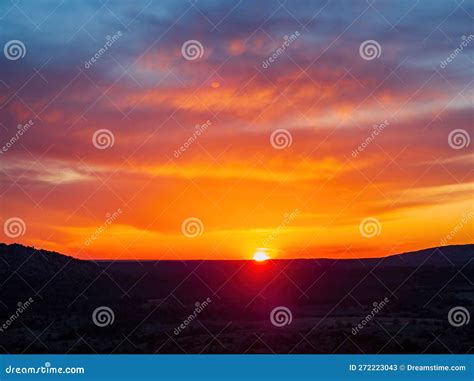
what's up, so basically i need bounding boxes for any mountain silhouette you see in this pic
[0,243,472,354]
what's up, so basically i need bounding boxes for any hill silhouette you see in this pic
[0,243,472,354]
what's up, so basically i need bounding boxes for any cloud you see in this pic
[1,0,472,258]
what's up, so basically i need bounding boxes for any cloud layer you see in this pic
[0,0,472,259]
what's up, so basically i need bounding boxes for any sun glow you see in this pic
[253,250,270,262]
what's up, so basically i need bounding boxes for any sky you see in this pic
[0,0,473,260]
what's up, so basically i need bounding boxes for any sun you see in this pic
[253,250,270,262]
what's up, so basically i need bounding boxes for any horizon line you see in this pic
[1,242,472,262]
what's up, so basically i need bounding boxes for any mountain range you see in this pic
[0,243,472,354]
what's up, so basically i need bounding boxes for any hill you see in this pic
[0,243,472,354]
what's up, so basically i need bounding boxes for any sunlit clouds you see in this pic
[0,1,472,259]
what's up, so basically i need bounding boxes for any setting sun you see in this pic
[253,250,270,262]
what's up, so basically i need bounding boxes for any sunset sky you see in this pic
[0,0,473,260]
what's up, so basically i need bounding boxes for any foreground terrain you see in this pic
[0,243,472,354]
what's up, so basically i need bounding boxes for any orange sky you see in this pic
[1,1,473,260]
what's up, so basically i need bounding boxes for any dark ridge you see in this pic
[0,243,472,354]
